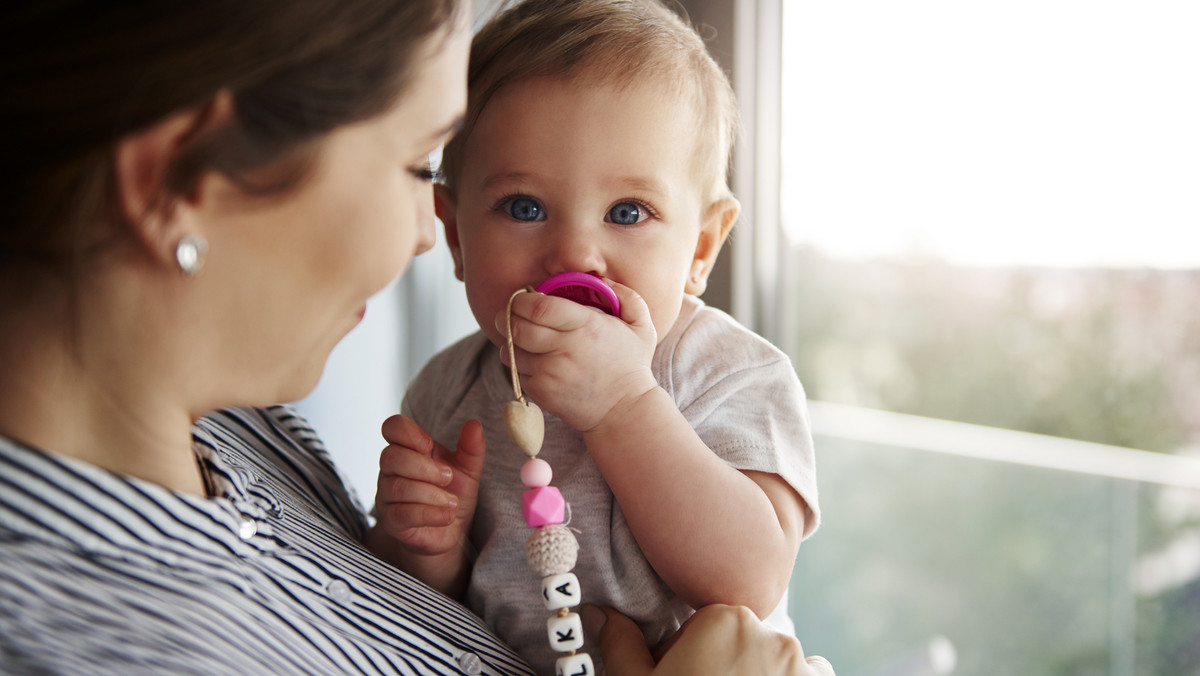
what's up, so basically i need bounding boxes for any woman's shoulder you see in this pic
[198,405,318,449]
[196,406,368,531]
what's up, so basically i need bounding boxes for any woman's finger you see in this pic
[593,606,656,676]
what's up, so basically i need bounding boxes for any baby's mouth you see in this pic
[533,272,620,316]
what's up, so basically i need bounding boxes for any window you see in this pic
[773,2,1200,673]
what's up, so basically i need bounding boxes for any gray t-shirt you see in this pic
[403,295,819,674]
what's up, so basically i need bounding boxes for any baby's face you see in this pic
[448,75,710,348]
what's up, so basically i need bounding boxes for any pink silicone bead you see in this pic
[520,458,553,488]
[523,486,566,528]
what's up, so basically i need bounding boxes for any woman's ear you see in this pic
[434,184,466,281]
[685,195,740,295]
[112,91,234,269]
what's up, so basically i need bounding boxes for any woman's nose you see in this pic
[414,194,437,256]
[415,216,435,256]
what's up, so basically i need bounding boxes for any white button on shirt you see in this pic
[326,579,352,604]
[238,517,258,540]
[458,651,484,675]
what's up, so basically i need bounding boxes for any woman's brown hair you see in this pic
[1,0,462,280]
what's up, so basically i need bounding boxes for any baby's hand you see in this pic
[499,281,658,432]
[374,415,486,557]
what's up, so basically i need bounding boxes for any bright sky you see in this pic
[780,1,1200,269]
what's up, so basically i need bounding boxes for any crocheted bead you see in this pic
[523,486,565,528]
[525,524,579,577]
[520,457,553,488]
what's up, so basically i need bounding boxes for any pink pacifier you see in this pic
[534,272,620,317]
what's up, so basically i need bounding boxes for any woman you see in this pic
[0,1,834,674]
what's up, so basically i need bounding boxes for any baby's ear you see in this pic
[685,196,740,295]
[434,184,465,282]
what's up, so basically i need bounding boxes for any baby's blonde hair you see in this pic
[440,0,739,205]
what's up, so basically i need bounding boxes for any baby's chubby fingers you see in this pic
[376,455,456,504]
[378,444,453,489]
[373,417,485,558]
[606,280,656,343]
[381,414,437,455]
[379,415,453,485]
[496,290,599,343]
[375,445,459,548]
[377,415,457,525]
[376,491,457,533]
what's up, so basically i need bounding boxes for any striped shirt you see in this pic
[0,406,533,676]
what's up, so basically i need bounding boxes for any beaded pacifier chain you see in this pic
[502,273,618,676]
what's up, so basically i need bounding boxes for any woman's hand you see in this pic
[590,604,835,676]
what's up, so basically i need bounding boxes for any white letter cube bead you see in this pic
[541,573,581,610]
[546,612,584,653]
[556,652,595,676]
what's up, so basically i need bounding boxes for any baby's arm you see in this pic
[503,286,806,617]
[586,388,806,617]
[365,415,486,599]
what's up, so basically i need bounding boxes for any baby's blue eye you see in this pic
[607,202,642,225]
[506,197,544,222]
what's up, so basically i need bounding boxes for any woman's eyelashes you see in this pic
[494,195,657,225]
[408,153,441,182]
[408,159,438,182]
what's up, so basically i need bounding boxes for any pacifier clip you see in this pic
[503,286,594,676]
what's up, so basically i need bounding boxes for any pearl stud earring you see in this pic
[175,235,208,278]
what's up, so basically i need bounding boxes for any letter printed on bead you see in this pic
[540,572,581,610]
[546,612,584,652]
[556,652,594,676]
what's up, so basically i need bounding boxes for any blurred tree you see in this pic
[785,251,1193,452]
[782,251,1200,675]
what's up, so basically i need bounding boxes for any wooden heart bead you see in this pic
[504,399,545,457]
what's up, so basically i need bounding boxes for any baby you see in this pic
[373,0,820,673]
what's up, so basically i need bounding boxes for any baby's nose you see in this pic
[542,225,605,277]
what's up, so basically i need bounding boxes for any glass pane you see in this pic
[780,0,1200,269]
[790,435,1200,676]
[777,6,1200,669]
